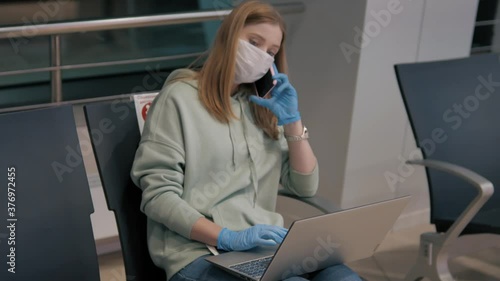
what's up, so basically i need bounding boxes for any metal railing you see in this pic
[0,2,305,112]
[475,19,500,27]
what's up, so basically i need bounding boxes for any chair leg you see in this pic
[404,233,456,281]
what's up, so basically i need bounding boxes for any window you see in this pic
[472,0,500,54]
[0,0,236,109]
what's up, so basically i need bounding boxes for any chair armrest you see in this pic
[278,189,341,214]
[406,159,494,246]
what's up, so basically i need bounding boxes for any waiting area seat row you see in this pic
[0,53,499,281]
[0,98,342,281]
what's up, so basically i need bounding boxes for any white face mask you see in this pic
[234,39,275,84]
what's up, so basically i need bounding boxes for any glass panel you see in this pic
[0,1,81,26]
[473,25,495,48]
[472,0,500,54]
[76,0,200,20]
[61,57,197,101]
[60,22,211,79]
[198,0,235,11]
[0,1,201,24]
[476,0,499,22]
[0,75,51,109]
[0,37,50,86]
[0,0,224,108]
[0,36,50,109]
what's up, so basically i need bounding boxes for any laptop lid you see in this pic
[262,196,410,280]
[207,196,410,281]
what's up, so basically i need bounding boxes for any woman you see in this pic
[131,1,362,280]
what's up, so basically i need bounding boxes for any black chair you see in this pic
[84,100,166,281]
[395,53,499,281]
[84,98,340,281]
[0,105,100,281]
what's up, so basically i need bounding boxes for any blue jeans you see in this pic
[170,254,362,281]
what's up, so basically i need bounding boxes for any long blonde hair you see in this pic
[172,0,287,140]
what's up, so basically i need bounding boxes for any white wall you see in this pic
[274,0,369,225]
[343,0,426,208]
[417,0,479,62]
[276,0,368,207]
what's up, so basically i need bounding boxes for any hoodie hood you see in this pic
[164,68,199,90]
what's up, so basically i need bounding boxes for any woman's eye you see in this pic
[249,39,258,46]
[267,51,276,57]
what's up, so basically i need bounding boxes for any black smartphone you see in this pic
[254,65,277,98]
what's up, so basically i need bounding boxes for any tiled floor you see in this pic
[347,224,500,281]
[98,223,500,281]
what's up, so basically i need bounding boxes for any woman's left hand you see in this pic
[249,72,301,126]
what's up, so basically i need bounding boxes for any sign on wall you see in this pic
[133,92,159,134]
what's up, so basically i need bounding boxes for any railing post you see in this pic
[50,35,62,102]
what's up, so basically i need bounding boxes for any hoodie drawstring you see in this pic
[228,122,237,171]
[237,95,259,207]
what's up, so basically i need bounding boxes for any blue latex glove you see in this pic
[217,224,288,252]
[249,66,301,125]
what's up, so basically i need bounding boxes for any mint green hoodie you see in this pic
[130,69,319,280]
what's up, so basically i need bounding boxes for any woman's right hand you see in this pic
[249,66,301,126]
[216,224,288,252]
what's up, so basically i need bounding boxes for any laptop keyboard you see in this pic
[229,256,273,279]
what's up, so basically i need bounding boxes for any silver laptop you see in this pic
[206,196,411,281]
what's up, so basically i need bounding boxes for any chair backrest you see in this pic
[84,100,165,281]
[0,105,100,281]
[395,53,500,234]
